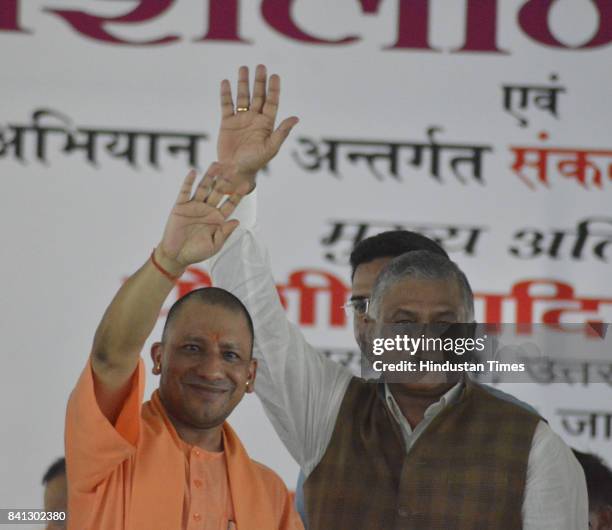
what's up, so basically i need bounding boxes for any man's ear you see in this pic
[151,342,163,375]
[246,359,258,394]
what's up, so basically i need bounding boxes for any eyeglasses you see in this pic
[343,298,369,317]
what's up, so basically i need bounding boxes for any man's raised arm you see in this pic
[209,66,353,474]
[89,165,242,424]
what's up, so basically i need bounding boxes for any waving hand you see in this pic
[216,64,299,194]
[157,163,243,274]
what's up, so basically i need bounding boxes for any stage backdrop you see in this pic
[1,0,611,519]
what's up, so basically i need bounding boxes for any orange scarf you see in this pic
[126,390,280,530]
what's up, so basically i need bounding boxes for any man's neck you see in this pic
[174,423,224,452]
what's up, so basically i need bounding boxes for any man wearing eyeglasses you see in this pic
[345,230,449,360]
[208,65,587,530]
[293,230,451,523]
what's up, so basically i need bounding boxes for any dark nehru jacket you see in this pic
[303,377,541,530]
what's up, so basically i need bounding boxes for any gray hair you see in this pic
[369,250,475,321]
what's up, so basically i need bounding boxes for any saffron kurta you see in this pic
[65,359,302,530]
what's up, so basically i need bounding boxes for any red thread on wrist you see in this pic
[150,249,181,282]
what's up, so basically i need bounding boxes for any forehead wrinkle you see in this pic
[391,302,458,312]
[389,307,454,319]
[375,281,458,315]
[387,302,459,316]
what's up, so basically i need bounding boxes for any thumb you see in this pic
[212,219,240,248]
[268,116,299,155]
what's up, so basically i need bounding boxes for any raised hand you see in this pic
[157,163,243,275]
[216,64,299,194]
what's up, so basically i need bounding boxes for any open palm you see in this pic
[216,65,298,193]
[159,164,242,270]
